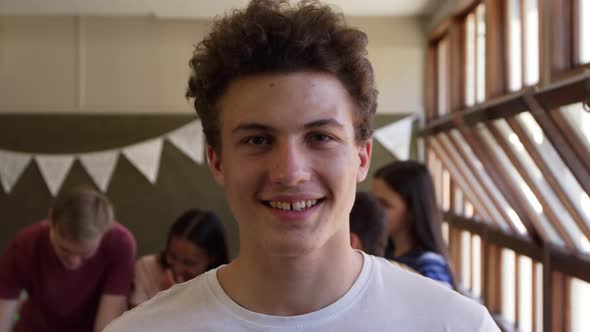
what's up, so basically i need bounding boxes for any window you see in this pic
[494,118,588,253]
[507,0,540,91]
[553,0,590,75]
[477,124,565,247]
[437,38,450,116]
[464,3,487,106]
[515,112,590,246]
[518,256,533,332]
[472,235,482,298]
[442,169,451,210]
[453,187,464,215]
[535,263,543,332]
[442,222,450,244]
[578,0,590,64]
[448,130,519,231]
[560,102,590,151]
[424,1,590,330]
[440,134,504,224]
[461,231,472,291]
[502,249,517,324]
[571,278,590,332]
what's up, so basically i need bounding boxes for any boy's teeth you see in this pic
[269,199,318,211]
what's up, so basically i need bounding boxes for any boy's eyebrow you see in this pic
[304,118,344,130]
[231,123,275,134]
[231,119,344,134]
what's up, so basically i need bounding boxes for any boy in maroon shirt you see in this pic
[0,186,136,332]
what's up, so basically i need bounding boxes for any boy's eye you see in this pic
[309,133,336,143]
[314,134,331,141]
[243,136,270,145]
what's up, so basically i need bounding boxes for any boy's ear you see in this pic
[207,146,224,185]
[356,139,372,183]
[350,232,363,251]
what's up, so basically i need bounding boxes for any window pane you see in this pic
[454,187,464,215]
[560,102,590,149]
[449,130,525,233]
[476,4,486,103]
[442,169,451,210]
[516,112,590,248]
[465,201,474,218]
[438,38,449,115]
[580,0,590,64]
[535,263,543,332]
[523,0,539,85]
[494,119,587,253]
[477,125,565,247]
[430,137,494,222]
[461,231,472,291]
[508,0,523,91]
[465,13,476,106]
[518,256,533,332]
[433,158,443,208]
[571,278,590,332]
[438,134,503,224]
[472,235,482,298]
[502,249,516,324]
[442,222,449,245]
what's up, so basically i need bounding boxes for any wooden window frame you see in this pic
[551,0,590,80]
[424,0,590,330]
[484,121,578,251]
[445,213,587,332]
[504,0,543,91]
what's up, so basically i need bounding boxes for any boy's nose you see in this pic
[269,142,311,186]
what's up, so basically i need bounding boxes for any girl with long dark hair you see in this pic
[372,161,455,288]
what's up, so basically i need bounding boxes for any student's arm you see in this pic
[95,224,137,331]
[0,299,18,332]
[93,294,127,332]
[0,236,27,332]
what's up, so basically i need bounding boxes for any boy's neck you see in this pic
[393,230,416,257]
[217,239,363,316]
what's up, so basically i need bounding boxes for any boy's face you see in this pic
[49,223,102,270]
[208,72,371,257]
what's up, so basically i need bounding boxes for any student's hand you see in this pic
[0,299,19,332]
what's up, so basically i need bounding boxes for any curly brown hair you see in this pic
[186,0,378,152]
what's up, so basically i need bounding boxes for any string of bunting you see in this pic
[0,116,412,196]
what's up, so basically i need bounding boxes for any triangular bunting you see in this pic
[374,115,415,160]
[35,154,75,196]
[0,150,32,193]
[166,120,205,164]
[79,150,119,192]
[122,138,163,184]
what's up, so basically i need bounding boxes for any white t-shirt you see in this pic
[106,252,499,331]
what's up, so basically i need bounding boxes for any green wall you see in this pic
[0,113,416,258]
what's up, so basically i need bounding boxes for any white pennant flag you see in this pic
[122,138,163,184]
[166,120,205,164]
[0,150,32,193]
[35,154,75,196]
[374,115,415,160]
[79,150,119,192]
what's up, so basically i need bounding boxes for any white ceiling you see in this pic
[0,0,439,18]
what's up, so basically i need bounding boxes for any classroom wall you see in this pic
[0,15,425,115]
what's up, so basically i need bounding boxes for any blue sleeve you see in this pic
[415,253,453,288]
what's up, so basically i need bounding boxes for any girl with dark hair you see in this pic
[372,161,455,288]
[130,209,229,306]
